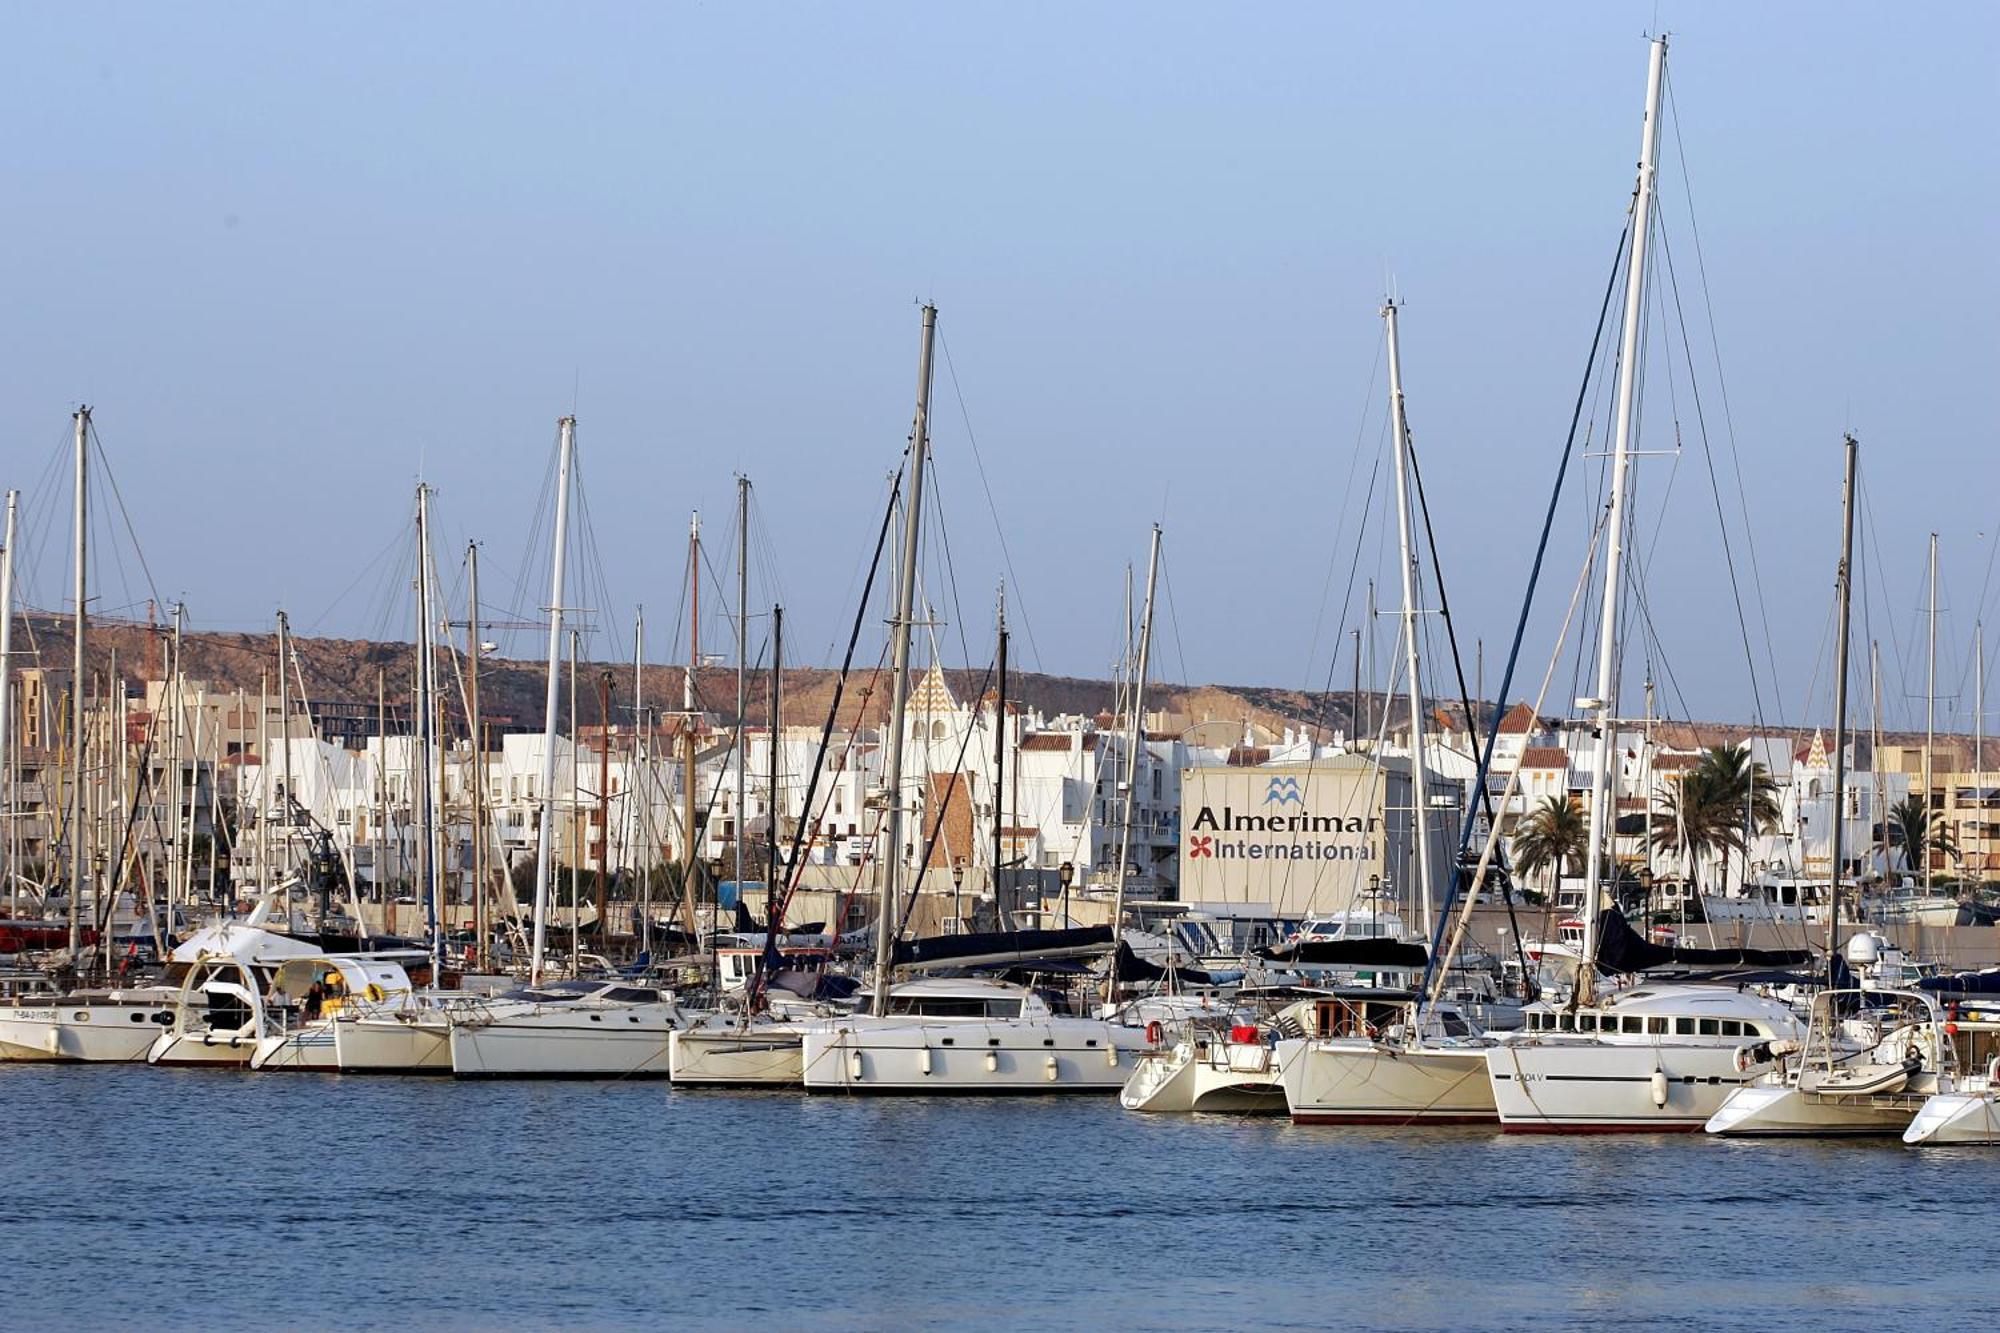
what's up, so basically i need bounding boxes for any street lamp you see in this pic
[1058,860,1075,927]
[951,859,965,935]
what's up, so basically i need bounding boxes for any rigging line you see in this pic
[1656,206,1777,733]
[1402,419,1502,835]
[756,465,903,953]
[936,325,1042,672]
[300,522,409,638]
[923,458,975,684]
[1157,558,1193,709]
[1665,71,1788,716]
[1420,216,1630,990]
[1300,335,1387,691]
[86,425,165,626]
[895,656,997,942]
[1302,453,1385,745]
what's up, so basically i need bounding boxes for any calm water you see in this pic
[9,1064,1997,1330]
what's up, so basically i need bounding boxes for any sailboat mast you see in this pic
[467,541,486,970]
[871,303,937,1014]
[414,485,440,972]
[681,511,701,939]
[630,608,646,956]
[1579,35,1668,999]
[529,415,575,984]
[1925,531,1938,892]
[993,583,1007,908]
[734,476,750,906]
[1383,300,1436,935]
[1827,435,1858,960]
[69,408,89,958]
[768,604,783,915]
[1108,524,1161,1004]
[0,491,16,919]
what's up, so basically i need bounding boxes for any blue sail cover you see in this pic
[892,926,1114,971]
[1253,938,1430,969]
[1920,968,2000,996]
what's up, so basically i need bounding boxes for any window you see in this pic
[1720,1020,1744,1037]
[1556,1012,1575,1032]
[1698,1018,1720,1036]
[1674,1018,1695,1035]
[1576,1014,1597,1032]
[1623,1016,1645,1034]
[1647,1017,1668,1035]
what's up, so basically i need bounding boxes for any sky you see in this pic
[1,4,1994,735]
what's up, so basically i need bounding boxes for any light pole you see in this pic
[951,859,965,935]
[1058,860,1075,927]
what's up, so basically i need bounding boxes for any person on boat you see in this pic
[303,980,326,1022]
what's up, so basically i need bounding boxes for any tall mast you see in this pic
[680,511,701,939]
[1977,621,1986,783]
[630,607,646,956]
[529,416,575,984]
[595,668,612,951]
[467,541,486,970]
[1579,34,1668,1000]
[1871,640,1884,887]
[278,610,295,894]
[993,583,1007,908]
[414,485,440,973]
[1364,580,1377,739]
[1826,436,1858,961]
[0,491,16,919]
[871,303,937,1014]
[734,476,750,904]
[569,628,580,965]
[768,604,783,917]
[1925,531,1938,892]
[1107,524,1161,1004]
[68,408,89,957]
[376,668,388,914]
[1383,300,1436,934]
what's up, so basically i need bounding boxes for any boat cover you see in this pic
[1595,908,1811,971]
[892,925,1114,971]
[1920,968,2000,996]
[1253,938,1430,969]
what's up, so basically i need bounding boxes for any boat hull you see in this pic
[1485,1040,1766,1132]
[802,1018,1151,1094]
[668,1025,806,1086]
[449,1007,677,1079]
[1705,1082,1924,1136]
[249,1025,342,1072]
[333,1015,452,1074]
[1905,1092,2000,1145]
[0,1001,174,1063]
[146,1030,257,1068]
[1281,1039,1496,1124]
[1120,1041,1287,1113]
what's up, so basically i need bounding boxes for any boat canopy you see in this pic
[1920,968,2000,997]
[1253,938,1429,969]
[892,925,1114,972]
[1594,908,1811,972]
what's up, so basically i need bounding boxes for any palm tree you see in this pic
[1888,794,1957,875]
[1512,795,1587,894]
[1650,745,1781,893]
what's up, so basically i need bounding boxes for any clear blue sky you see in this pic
[2,5,1994,734]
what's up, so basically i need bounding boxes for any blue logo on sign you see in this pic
[1264,777,1303,806]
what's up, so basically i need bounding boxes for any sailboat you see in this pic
[1270,300,1501,1124]
[1479,34,1809,1132]
[445,417,694,1078]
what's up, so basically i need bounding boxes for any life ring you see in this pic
[1145,1020,1164,1045]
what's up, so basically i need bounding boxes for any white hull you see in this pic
[250,1024,342,1072]
[0,1000,174,1063]
[1905,1091,2000,1144]
[1280,1039,1496,1123]
[1705,1081,1924,1137]
[1120,1040,1287,1113]
[147,1030,257,1068]
[803,1017,1153,1094]
[449,1005,679,1078]
[1486,1040,1769,1132]
[668,1023,807,1086]
[334,1014,452,1073]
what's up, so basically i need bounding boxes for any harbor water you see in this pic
[11,1064,1997,1331]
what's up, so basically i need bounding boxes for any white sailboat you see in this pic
[1706,987,1952,1136]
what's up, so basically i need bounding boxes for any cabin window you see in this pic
[1647,1017,1668,1035]
[1698,1019,1720,1036]
[1556,1013,1575,1032]
[1623,1016,1646,1034]
[1674,1018,1695,1036]
[1576,1014,1597,1032]
[1721,1020,1744,1037]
